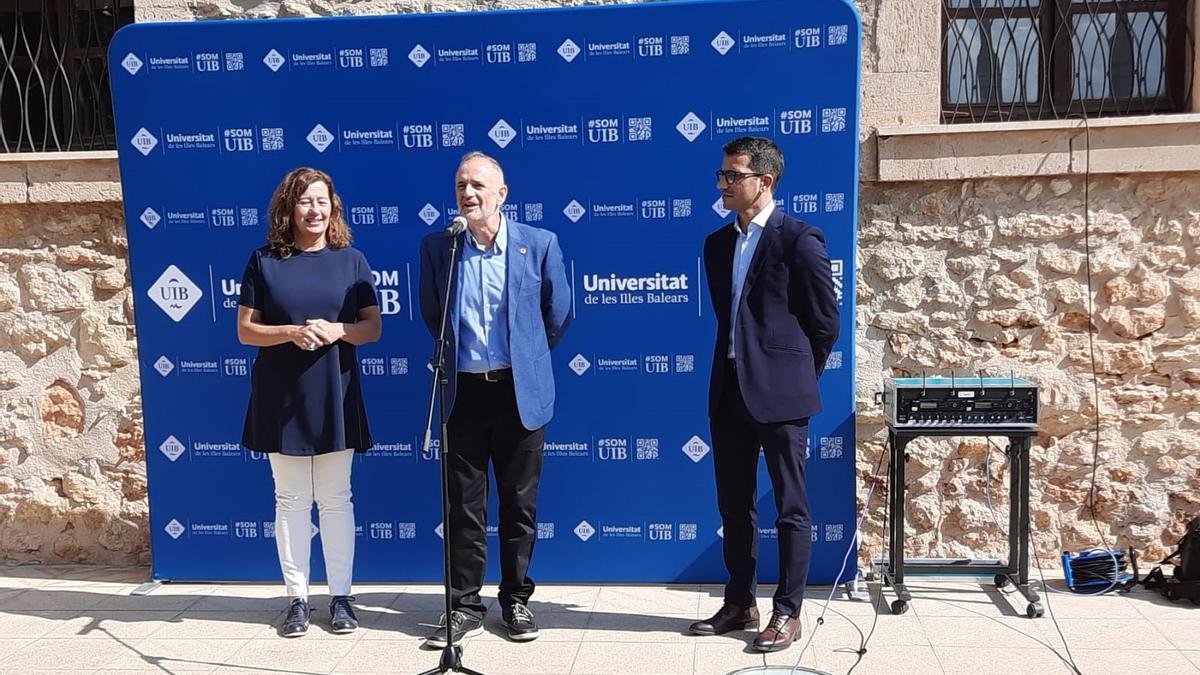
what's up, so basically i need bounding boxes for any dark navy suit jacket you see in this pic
[703,206,840,423]
[419,220,571,431]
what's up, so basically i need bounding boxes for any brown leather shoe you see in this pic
[752,611,800,652]
[688,604,760,635]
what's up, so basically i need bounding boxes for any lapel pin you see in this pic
[519,247,528,255]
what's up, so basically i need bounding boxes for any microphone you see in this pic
[444,216,468,237]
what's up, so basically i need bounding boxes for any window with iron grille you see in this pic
[942,0,1195,122]
[0,0,134,153]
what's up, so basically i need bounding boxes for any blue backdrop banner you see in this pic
[109,0,861,584]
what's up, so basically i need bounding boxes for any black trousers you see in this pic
[445,374,545,618]
[710,360,812,617]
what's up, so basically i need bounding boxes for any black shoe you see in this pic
[502,602,539,641]
[329,595,358,634]
[689,604,760,635]
[281,598,311,637]
[424,610,483,649]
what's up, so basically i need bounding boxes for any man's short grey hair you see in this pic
[722,136,784,185]
[459,151,505,181]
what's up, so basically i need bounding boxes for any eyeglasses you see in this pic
[715,170,764,185]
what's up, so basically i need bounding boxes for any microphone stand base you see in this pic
[417,644,487,675]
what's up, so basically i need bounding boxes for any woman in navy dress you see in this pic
[236,167,381,637]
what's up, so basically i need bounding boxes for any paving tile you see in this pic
[143,611,280,640]
[356,609,442,641]
[934,646,1075,675]
[223,637,354,672]
[1040,617,1175,651]
[388,585,459,611]
[458,639,582,674]
[1031,588,1143,619]
[693,641,820,675]
[45,611,182,640]
[592,586,700,617]
[817,644,945,675]
[471,609,590,642]
[0,638,151,671]
[0,611,79,639]
[91,592,206,612]
[1183,651,1200,671]
[0,639,37,662]
[582,611,698,643]
[127,637,251,671]
[528,585,602,613]
[802,610,933,648]
[331,639,441,672]
[1127,589,1200,620]
[571,641,693,674]
[918,616,1060,650]
[0,589,107,612]
[1068,648,1200,673]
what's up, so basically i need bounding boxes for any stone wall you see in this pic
[0,203,148,564]
[854,173,1200,564]
[1,0,1196,569]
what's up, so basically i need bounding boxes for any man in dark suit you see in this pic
[689,136,840,652]
[419,151,571,647]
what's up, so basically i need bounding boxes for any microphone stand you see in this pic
[417,226,485,675]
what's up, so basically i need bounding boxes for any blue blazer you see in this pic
[419,220,571,431]
[703,207,840,423]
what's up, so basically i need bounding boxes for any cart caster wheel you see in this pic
[1026,602,1044,619]
[890,599,909,615]
[994,574,1009,589]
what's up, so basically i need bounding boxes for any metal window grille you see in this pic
[943,0,1195,122]
[0,0,134,153]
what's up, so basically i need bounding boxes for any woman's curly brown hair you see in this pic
[266,167,352,258]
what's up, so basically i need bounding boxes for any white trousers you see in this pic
[267,449,355,599]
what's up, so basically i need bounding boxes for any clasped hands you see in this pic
[291,319,344,351]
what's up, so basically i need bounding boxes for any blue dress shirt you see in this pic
[457,216,511,373]
[728,201,775,359]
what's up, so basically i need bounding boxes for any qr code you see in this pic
[828,24,849,46]
[524,202,544,222]
[441,123,465,148]
[263,521,276,539]
[381,206,399,225]
[627,116,652,142]
[397,522,417,540]
[537,522,555,540]
[670,35,690,55]
[821,107,847,133]
[390,357,408,375]
[518,42,537,62]
[678,523,697,541]
[675,354,694,373]
[239,208,258,227]
[825,351,843,371]
[224,52,244,71]
[824,192,845,212]
[825,523,844,542]
[672,198,692,218]
[819,436,843,460]
[261,127,284,151]
[370,48,389,67]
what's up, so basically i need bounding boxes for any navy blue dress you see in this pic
[239,245,377,456]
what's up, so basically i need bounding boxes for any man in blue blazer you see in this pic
[418,151,571,647]
[689,137,840,652]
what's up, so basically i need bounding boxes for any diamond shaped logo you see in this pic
[676,112,706,142]
[682,435,711,463]
[488,119,517,148]
[717,526,724,539]
[165,519,185,539]
[569,354,591,376]
[557,39,581,62]
[140,207,161,229]
[435,522,445,539]
[311,522,320,539]
[121,53,143,75]
[263,49,286,72]
[154,355,174,377]
[306,124,334,152]
[712,197,732,219]
[408,44,431,68]
[711,31,736,55]
[159,435,186,462]
[147,265,203,322]
[563,200,586,223]
[574,520,596,541]
[130,128,158,156]
[418,203,440,226]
